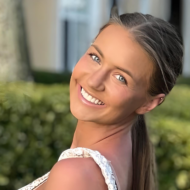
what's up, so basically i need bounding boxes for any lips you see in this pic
[78,84,106,108]
[80,86,104,105]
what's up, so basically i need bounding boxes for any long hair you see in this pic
[95,11,183,190]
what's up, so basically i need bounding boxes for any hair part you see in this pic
[96,11,183,190]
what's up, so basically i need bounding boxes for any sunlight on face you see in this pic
[69,24,154,125]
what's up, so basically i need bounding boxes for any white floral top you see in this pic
[18,147,120,190]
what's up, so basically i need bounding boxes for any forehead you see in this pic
[94,24,154,88]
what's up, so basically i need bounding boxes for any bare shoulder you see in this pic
[44,157,108,190]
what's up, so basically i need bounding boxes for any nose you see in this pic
[87,68,107,91]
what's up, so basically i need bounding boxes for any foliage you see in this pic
[0,81,77,190]
[176,76,190,86]
[146,84,190,190]
[32,71,72,84]
[0,81,189,190]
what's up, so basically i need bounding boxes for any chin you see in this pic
[70,101,86,120]
[70,103,97,122]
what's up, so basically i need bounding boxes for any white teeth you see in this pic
[87,95,92,101]
[81,87,104,105]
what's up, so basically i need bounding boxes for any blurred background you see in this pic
[0,0,189,189]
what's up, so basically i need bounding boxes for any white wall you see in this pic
[182,0,190,77]
[23,0,63,72]
[119,0,171,21]
[88,0,111,42]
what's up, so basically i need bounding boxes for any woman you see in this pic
[19,11,183,190]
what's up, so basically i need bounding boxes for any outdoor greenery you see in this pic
[0,82,76,190]
[0,81,189,190]
[146,84,190,190]
[32,70,72,84]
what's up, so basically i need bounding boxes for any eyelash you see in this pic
[89,53,100,64]
[88,52,127,84]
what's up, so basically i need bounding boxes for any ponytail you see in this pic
[97,10,183,190]
[131,115,158,190]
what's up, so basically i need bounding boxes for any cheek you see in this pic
[72,54,91,79]
[109,88,133,107]
[110,87,145,110]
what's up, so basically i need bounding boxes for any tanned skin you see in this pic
[36,24,165,190]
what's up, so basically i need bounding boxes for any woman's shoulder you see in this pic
[19,147,119,190]
[44,157,108,190]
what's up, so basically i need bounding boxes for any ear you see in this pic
[135,93,165,115]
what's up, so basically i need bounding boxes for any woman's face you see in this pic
[69,24,154,125]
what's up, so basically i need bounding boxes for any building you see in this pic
[23,0,190,76]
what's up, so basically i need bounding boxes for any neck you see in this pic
[70,119,134,150]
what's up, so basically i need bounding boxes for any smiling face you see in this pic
[69,24,154,125]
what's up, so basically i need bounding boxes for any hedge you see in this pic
[0,81,189,190]
[0,82,76,190]
[146,84,190,190]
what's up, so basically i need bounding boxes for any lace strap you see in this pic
[18,172,49,190]
[18,147,118,190]
[58,147,118,190]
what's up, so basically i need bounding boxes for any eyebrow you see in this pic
[91,44,135,81]
[91,44,104,58]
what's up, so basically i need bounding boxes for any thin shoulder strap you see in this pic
[18,147,119,190]
[18,172,49,190]
[58,147,119,190]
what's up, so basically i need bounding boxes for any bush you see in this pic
[32,70,72,84]
[0,81,77,190]
[0,82,189,190]
[146,84,190,190]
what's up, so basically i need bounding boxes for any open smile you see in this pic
[78,84,106,108]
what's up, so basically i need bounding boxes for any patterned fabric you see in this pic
[18,147,118,190]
